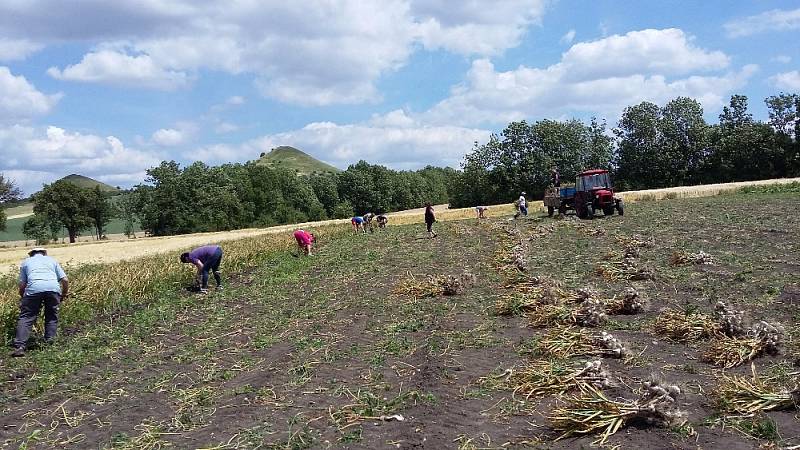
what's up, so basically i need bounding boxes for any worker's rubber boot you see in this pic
[11,347,25,357]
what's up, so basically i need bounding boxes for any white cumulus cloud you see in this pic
[47,49,190,90]
[412,0,548,55]
[151,128,186,147]
[0,38,43,61]
[0,125,162,194]
[422,29,752,127]
[770,71,800,91]
[21,0,548,105]
[724,8,800,37]
[179,109,489,170]
[560,29,729,81]
[0,67,62,121]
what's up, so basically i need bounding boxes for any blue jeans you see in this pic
[14,291,61,348]
[201,247,223,288]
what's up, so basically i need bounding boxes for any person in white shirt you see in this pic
[515,192,528,219]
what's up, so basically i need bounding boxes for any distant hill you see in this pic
[255,146,340,175]
[2,175,118,217]
[60,174,120,192]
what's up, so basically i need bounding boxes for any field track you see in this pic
[1,176,798,273]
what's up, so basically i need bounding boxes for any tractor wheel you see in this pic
[578,203,592,219]
[603,206,614,216]
[558,203,567,215]
[547,206,554,217]
[616,201,624,216]
[575,203,585,219]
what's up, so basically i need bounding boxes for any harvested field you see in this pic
[0,185,799,449]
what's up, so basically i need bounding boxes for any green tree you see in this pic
[451,119,613,207]
[614,102,662,189]
[310,174,340,218]
[765,93,800,176]
[659,97,709,185]
[86,186,116,239]
[706,95,782,182]
[33,180,93,243]
[117,192,141,238]
[0,174,22,231]
[22,214,52,245]
[136,161,193,235]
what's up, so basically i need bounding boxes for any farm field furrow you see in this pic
[0,188,798,449]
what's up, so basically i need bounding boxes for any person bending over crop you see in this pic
[351,216,365,233]
[376,214,388,229]
[11,247,69,357]
[362,212,375,233]
[180,245,223,293]
[424,204,437,238]
[294,229,316,256]
[475,206,488,219]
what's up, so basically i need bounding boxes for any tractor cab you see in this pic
[577,169,612,192]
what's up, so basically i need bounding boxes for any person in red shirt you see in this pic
[293,229,316,256]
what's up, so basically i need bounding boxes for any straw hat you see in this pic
[28,247,47,256]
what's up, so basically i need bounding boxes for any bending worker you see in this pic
[180,245,223,292]
[294,229,316,256]
[12,247,68,357]
[351,216,365,233]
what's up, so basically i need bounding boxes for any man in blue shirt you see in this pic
[12,247,69,357]
[180,245,223,293]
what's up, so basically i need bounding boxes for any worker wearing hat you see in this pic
[515,192,528,219]
[11,247,69,357]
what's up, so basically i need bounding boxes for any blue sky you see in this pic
[1,0,799,195]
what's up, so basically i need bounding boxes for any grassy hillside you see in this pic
[2,175,119,220]
[256,146,340,175]
[0,189,798,448]
[2,202,34,217]
[60,174,119,192]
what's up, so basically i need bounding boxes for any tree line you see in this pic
[2,92,797,241]
[2,161,458,242]
[131,161,457,235]
[450,93,799,207]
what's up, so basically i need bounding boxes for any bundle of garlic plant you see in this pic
[713,364,799,415]
[550,377,683,445]
[652,308,719,342]
[703,320,785,368]
[506,360,611,401]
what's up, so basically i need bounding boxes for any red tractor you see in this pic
[543,169,624,219]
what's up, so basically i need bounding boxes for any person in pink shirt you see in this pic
[293,229,316,256]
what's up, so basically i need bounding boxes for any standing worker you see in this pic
[551,166,560,187]
[424,203,437,238]
[515,192,528,219]
[180,245,223,293]
[293,229,316,256]
[11,247,69,357]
